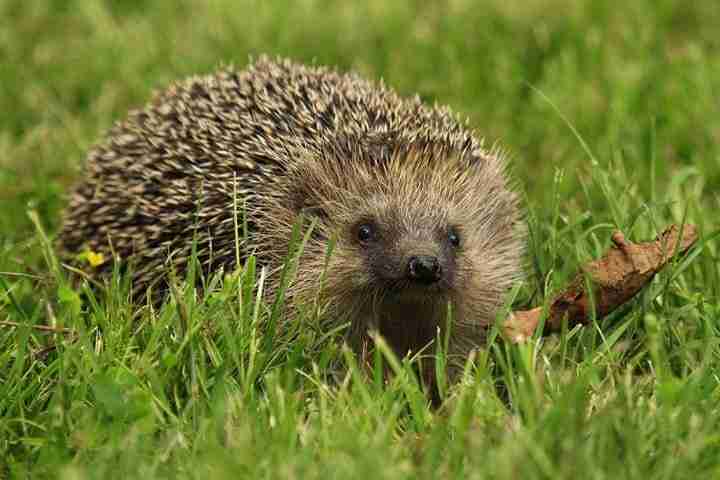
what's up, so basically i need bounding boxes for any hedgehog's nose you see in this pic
[407,255,442,284]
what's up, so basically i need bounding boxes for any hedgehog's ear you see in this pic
[301,206,329,224]
[299,206,329,241]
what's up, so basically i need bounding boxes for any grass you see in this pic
[1,0,719,477]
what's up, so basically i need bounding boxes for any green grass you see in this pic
[1,0,719,477]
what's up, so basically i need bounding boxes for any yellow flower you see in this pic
[78,249,106,268]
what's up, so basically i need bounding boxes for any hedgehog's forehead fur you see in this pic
[271,137,510,230]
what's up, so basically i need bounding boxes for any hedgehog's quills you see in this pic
[58,56,525,390]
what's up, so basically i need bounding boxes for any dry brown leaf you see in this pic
[503,224,699,343]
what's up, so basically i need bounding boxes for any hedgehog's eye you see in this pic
[357,223,375,244]
[448,229,461,248]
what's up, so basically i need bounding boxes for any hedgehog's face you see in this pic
[341,206,462,300]
[274,141,524,360]
[308,191,512,359]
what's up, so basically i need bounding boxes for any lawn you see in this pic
[1,0,719,478]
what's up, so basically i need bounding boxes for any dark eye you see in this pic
[357,223,374,244]
[449,229,461,248]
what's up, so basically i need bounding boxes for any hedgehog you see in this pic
[58,56,524,384]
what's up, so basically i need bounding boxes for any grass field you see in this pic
[1,0,719,477]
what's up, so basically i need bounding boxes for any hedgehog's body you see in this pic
[59,57,523,378]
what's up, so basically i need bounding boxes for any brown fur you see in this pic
[58,56,524,379]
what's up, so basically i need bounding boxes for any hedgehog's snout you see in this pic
[407,255,442,284]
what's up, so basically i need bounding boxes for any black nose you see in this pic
[407,255,442,284]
